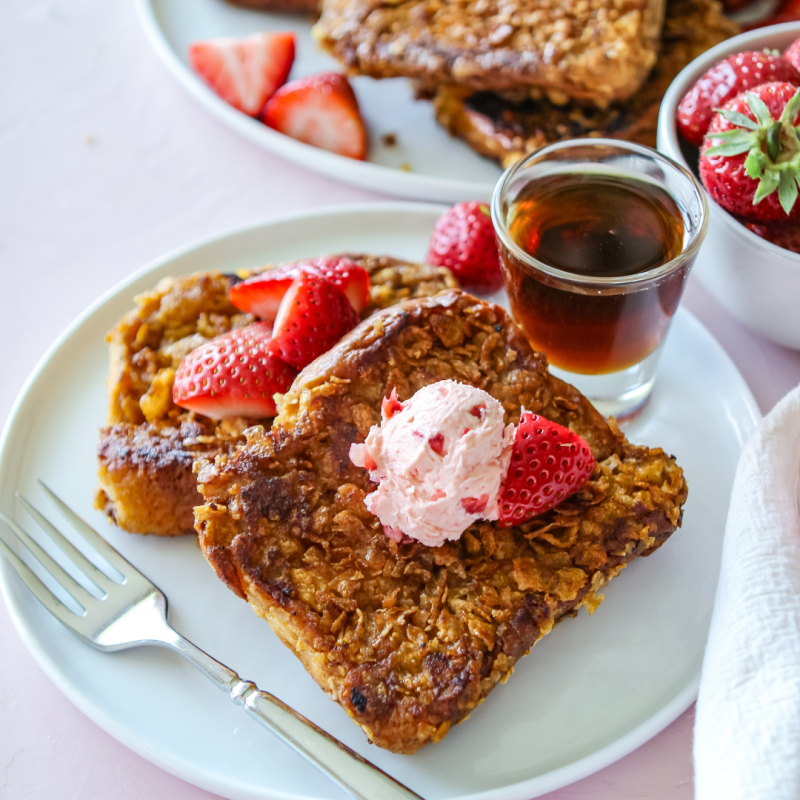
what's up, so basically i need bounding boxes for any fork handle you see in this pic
[163,630,424,800]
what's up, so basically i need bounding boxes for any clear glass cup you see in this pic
[491,139,708,420]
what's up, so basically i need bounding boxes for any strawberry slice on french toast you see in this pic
[229,256,370,322]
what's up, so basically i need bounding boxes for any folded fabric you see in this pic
[695,384,800,799]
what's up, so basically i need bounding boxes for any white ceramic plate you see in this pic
[0,203,759,800]
[137,0,503,203]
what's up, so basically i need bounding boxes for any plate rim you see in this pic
[136,0,500,203]
[0,202,762,800]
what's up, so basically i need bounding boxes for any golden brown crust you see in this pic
[432,0,737,167]
[194,290,688,754]
[314,0,666,104]
[96,256,457,536]
[95,419,241,537]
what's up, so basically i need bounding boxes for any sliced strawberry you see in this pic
[306,256,370,314]
[381,388,404,419]
[428,432,445,456]
[461,495,489,515]
[173,322,297,419]
[228,273,294,321]
[498,412,595,526]
[229,256,371,322]
[268,272,360,369]
[189,31,295,117]
[262,72,368,160]
[427,201,504,290]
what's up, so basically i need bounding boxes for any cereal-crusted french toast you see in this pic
[432,0,737,167]
[95,256,458,537]
[194,290,688,754]
[314,0,667,105]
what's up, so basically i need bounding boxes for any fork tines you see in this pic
[0,481,146,637]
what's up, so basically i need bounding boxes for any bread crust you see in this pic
[195,290,688,754]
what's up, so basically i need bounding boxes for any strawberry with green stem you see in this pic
[700,82,800,221]
[677,51,800,147]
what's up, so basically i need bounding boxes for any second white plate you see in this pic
[138,0,503,202]
[0,203,759,800]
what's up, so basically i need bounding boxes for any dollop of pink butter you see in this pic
[349,380,514,547]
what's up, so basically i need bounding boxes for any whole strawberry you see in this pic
[677,51,800,147]
[427,201,503,290]
[173,322,297,419]
[498,412,595,526]
[700,83,800,222]
[745,221,800,254]
[746,0,800,31]
[785,34,800,72]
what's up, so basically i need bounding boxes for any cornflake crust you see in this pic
[433,0,738,167]
[95,255,457,536]
[194,290,688,754]
[314,0,666,105]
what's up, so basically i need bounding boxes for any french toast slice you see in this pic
[433,0,737,167]
[194,290,688,754]
[314,0,666,105]
[95,256,457,537]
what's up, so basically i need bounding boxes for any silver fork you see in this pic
[0,481,423,800]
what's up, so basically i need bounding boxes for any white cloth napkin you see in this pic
[695,384,800,799]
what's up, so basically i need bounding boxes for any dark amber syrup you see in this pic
[501,173,690,374]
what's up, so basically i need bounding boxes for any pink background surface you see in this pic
[2,1,800,797]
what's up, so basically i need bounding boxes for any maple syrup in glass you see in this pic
[492,140,708,418]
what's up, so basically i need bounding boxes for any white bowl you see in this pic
[657,22,800,349]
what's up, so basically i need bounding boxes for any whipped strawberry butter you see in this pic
[350,380,515,546]
[350,380,598,545]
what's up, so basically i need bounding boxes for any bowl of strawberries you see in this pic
[658,21,800,349]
